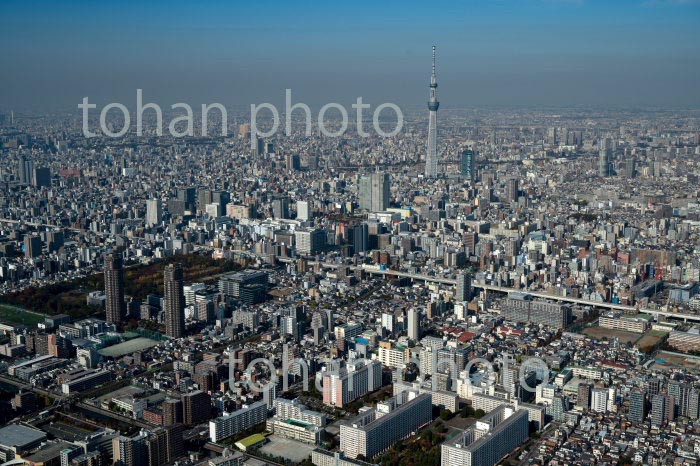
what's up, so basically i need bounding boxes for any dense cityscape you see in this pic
[2,2,700,466]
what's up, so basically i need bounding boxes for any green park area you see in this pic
[0,304,45,327]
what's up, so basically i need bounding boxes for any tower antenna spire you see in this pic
[425,46,440,178]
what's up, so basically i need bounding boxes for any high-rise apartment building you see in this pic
[455,273,472,302]
[629,390,646,423]
[322,360,382,408]
[164,263,185,338]
[651,393,674,427]
[104,253,126,324]
[181,390,211,426]
[407,309,420,340]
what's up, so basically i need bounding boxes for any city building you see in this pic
[164,263,185,339]
[440,405,529,466]
[209,401,268,443]
[359,173,390,212]
[425,46,440,178]
[104,253,126,324]
[339,392,432,459]
[182,390,211,426]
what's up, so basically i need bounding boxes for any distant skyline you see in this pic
[1,0,699,112]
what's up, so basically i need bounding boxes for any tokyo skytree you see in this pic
[425,45,440,178]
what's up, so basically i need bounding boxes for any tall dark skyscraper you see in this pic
[164,263,185,338]
[506,178,519,204]
[104,253,126,324]
[18,156,33,184]
[32,167,51,188]
[425,46,439,178]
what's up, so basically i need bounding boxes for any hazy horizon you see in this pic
[1,0,699,113]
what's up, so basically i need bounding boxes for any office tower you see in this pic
[351,223,369,255]
[441,405,529,466]
[181,390,211,426]
[623,157,636,179]
[577,383,592,409]
[164,263,185,339]
[296,200,311,221]
[104,253,126,324]
[176,187,196,211]
[18,156,33,184]
[340,392,432,460]
[212,191,230,212]
[629,390,646,423]
[285,154,300,170]
[506,178,519,204]
[253,136,264,156]
[311,311,325,345]
[598,138,612,177]
[590,387,608,413]
[295,228,326,255]
[24,234,42,258]
[359,172,390,212]
[32,167,51,188]
[651,394,674,427]
[425,46,440,178]
[547,127,558,145]
[272,196,289,219]
[198,189,213,211]
[455,273,472,302]
[371,172,390,211]
[407,308,419,340]
[146,199,162,227]
[460,149,476,181]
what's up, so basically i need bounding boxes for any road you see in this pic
[280,258,700,323]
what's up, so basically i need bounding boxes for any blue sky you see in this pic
[1,0,699,111]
